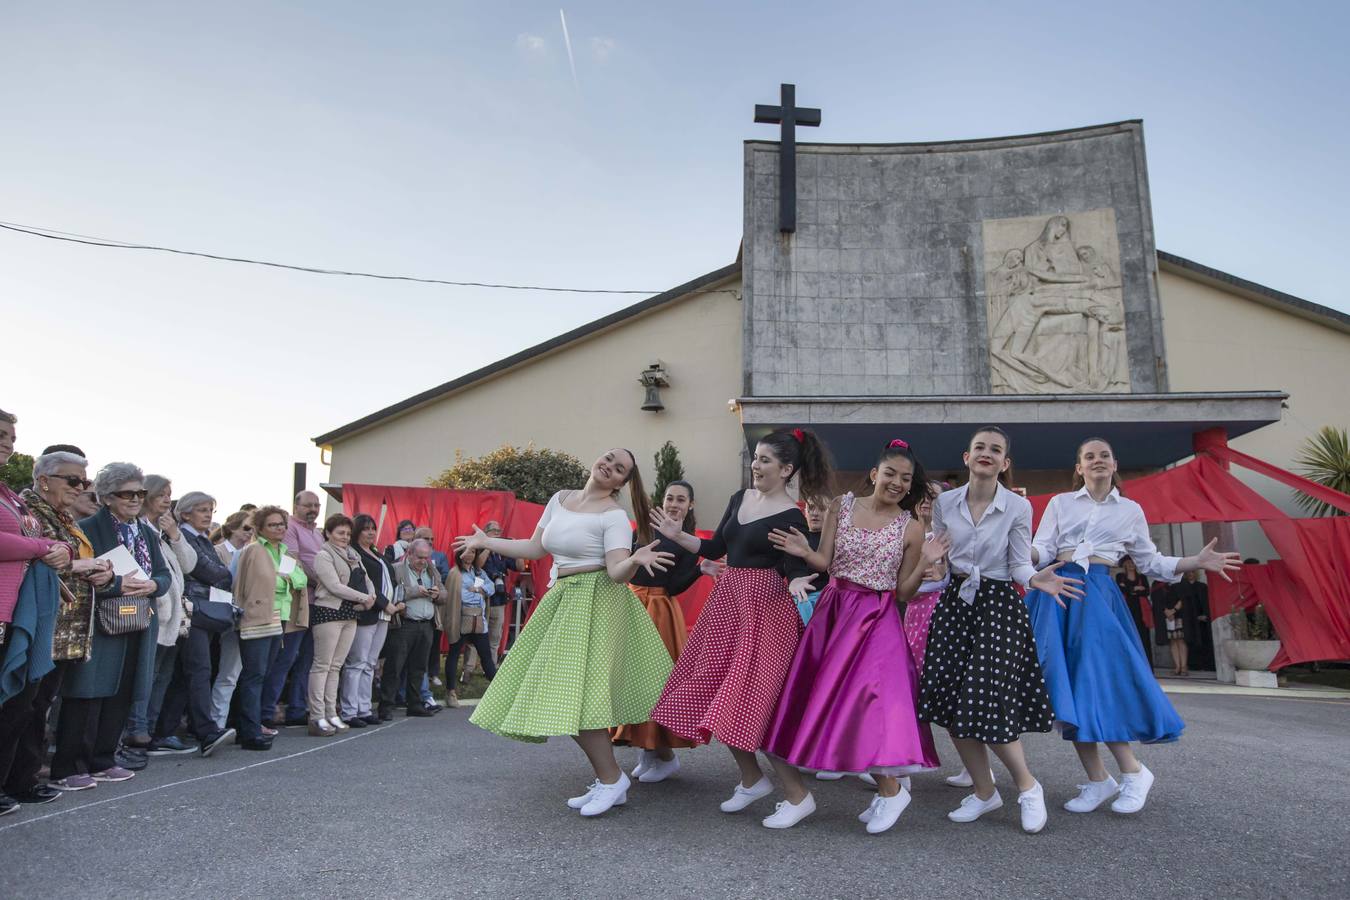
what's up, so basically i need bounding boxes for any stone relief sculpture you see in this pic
[984,211,1130,394]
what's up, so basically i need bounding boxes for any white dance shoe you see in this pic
[1064,776,1120,813]
[1017,781,1048,833]
[947,791,1003,823]
[720,777,774,813]
[761,793,816,829]
[1111,765,1155,814]
[631,750,655,780]
[638,754,680,784]
[567,780,601,809]
[814,771,844,781]
[579,773,631,817]
[861,788,912,834]
[945,767,995,788]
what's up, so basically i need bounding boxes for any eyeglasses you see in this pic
[46,474,93,490]
[110,490,148,501]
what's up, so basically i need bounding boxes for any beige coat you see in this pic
[314,542,372,610]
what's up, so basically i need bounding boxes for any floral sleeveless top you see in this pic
[830,493,911,592]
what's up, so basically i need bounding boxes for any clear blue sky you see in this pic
[3,1,1347,513]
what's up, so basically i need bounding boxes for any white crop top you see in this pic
[1031,487,1180,583]
[538,491,632,579]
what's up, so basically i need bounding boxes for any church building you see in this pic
[313,114,1350,561]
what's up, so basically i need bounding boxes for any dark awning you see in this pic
[735,391,1287,471]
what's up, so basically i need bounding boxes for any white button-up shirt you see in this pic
[931,482,1038,603]
[1031,486,1180,583]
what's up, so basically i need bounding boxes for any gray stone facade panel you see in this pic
[742,122,1165,397]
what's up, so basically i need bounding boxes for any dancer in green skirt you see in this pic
[454,448,675,817]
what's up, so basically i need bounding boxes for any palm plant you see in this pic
[1292,426,1350,517]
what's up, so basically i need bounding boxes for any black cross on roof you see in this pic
[754,83,821,233]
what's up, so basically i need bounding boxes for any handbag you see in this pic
[97,595,153,635]
[338,555,370,617]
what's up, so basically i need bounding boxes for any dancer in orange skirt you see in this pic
[613,480,724,783]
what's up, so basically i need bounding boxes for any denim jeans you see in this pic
[261,628,313,723]
[210,630,243,730]
[340,621,388,719]
[236,635,282,742]
[127,642,177,740]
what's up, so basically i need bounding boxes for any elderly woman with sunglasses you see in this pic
[53,463,170,789]
[0,421,109,809]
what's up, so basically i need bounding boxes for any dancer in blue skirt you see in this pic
[1025,437,1240,816]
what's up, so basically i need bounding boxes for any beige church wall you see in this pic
[325,279,747,521]
[1157,267,1350,560]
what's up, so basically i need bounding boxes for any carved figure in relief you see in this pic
[987,214,1129,394]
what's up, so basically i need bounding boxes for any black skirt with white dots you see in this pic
[917,576,1054,744]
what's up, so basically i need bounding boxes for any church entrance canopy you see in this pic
[735,390,1286,471]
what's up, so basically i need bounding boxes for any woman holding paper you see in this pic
[54,463,169,787]
[232,506,308,750]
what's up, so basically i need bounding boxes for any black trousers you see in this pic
[427,628,442,679]
[52,646,138,779]
[447,631,497,685]
[379,620,432,711]
[153,635,192,740]
[185,626,227,741]
[0,660,65,794]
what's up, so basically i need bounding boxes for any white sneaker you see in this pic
[1111,765,1155,814]
[430,676,443,687]
[720,777,774,813]
[947,791,1003,823]
[945,767,996,788]
[858,773,877,786]
[567,780,601,810]
[631,750,654,780]
[638,754,680,784]
[900,776,912,792]
[1018,781,1048,833]
[1064,776,1120,813]
[762,793,816,829]
[815,771,845,781]
[865,788,912,834]
[579,773,630,817]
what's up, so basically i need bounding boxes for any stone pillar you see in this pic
[1194,427,1237,683]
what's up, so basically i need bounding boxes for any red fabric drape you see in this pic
[341,484,552,602]
[1026,452,1350,670]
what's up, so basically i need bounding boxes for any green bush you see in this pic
[429,444,587,505]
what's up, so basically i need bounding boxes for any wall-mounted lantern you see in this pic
[639,362,670,412]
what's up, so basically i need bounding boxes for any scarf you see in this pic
[21,489,96,661]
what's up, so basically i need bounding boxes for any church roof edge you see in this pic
[1157,251,1350,334]
[743,119,1144,152]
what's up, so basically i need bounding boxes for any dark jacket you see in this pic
[63,507,169,699]
[483,552,517,607]
[354,546,394,627]
[181,527,235,632]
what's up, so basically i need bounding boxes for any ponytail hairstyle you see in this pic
[1070,436,1125,494]
[759,428,835,505]
[874,439,931,513]
[618,448,653,545]
[968,425,1014,487]
[665,479,698,534]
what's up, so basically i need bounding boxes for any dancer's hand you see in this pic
[1029,561,1085,609]
[768,526,812,558]
[699,559,726,579]
[648,508,684,541]
[1191,539,1242,582]
[920,533,951,567]
[787,574,818,603]
[453,526,488,556]
[631,541,675,578]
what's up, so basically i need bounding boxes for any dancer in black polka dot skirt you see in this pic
[917,426,1083,834]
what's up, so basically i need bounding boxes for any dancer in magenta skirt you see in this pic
[761,440,943,833]
[648,429,832,822]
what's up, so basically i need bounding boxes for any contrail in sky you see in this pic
[559,9,579,91]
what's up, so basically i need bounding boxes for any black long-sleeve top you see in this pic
[699,490,812,580]
[354,546,394,626]
[630,533,703,595]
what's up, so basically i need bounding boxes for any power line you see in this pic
[0,219,696,296]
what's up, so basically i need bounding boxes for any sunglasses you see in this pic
[110,490,149,501]
[47,474,93,490]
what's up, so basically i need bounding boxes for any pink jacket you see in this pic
[0,486,67,623]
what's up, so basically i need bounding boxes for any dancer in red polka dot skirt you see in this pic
[648,429,833,820]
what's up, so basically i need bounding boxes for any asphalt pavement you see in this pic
[1,691,1345,899]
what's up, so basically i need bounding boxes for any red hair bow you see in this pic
[792,428,806,444]
[889,438,909,449]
